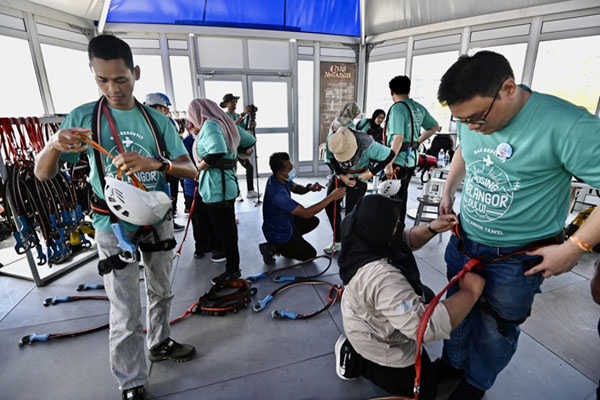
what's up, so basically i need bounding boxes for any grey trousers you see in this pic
[96,217,174,390]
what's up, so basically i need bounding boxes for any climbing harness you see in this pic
[411,220,563,400]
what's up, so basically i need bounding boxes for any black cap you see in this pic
[219,93,240,108]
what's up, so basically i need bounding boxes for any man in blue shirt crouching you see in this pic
[259,152,346,264]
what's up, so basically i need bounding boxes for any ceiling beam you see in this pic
[97,0,111,34]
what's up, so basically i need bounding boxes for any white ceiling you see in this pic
[27,0,105,20]
[365,0,570,36]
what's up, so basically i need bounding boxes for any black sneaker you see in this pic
[122,386,145,400]
[211,270,241,285]
[334,334,359,381]
[448,378,486,400]
[149,337,196,363]
[259,242,276,265]
[173,222,185,232]
[194,251,204,259]
[433,358,464,383]
[211,251,226,263]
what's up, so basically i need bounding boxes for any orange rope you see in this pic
[76,131,147,191]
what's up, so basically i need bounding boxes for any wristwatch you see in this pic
[154,155,170,172]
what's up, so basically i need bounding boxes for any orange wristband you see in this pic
[569,234,593,252]
[166,160,174,174]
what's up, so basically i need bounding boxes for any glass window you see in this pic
[411,51,459,131]
[204,80,244,111]
[255,133,288,174]
[469,43,527,83]
[298,60,314,161]
[251,81,288,128]
[248,40,289,70]
[132,54,165,102]
[170,55,194,113]
[532,35,600,114]
[0,35,44,116]
[365,58,405,118]
[197,37,243,69]
[41,44,99,114]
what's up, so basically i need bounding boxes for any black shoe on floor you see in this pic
[122,386,145,400]
[448,378,486,400]
[211,251,226,263]
[194,251,204,259]
[433,358,464,383]
[173,222,185,232]
[259,242,276,265]
[149,337,196,363]
[211,270,241,285]
[334,333,359,381]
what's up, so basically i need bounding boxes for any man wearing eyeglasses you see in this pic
[434,50,600,399]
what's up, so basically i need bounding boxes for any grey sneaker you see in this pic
[324,242,341,254]
[149,337,196,363]
[247,190,259,199]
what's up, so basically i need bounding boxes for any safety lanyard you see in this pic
[412,220,559,399]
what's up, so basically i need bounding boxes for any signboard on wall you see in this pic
[319,62,356,145]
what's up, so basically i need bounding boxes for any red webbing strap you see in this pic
[175,179,198,255]
[23,117,44,154]
[413,257,482,399]
[10,118,30,161]
[101,101,126,154]
[412,221,556,399]
[0,118,18,164]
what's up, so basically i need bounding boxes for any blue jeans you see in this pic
[441,233,545,391]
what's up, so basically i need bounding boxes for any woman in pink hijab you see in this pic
[187,98,255,283]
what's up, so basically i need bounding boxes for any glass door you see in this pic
[247,75,292,175]
[198,74,292,176]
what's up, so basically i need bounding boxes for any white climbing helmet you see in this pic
[378,179,402,197]
[104,177,171,226]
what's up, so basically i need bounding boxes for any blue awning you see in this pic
[106,0,360,37]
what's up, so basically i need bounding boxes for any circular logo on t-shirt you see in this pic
[104,141,160,191]
[462,157,514,222]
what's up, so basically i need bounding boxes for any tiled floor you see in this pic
[0,177,598,400]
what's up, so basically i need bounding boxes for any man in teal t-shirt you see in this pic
[435,51,600,399]
[384,75,441,222]
[34,35,197,400]
[220,93,259,198]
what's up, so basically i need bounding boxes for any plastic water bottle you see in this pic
[437,149,445,167]
[444,150,450,166]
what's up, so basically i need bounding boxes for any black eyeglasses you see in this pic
[451,81,504,125]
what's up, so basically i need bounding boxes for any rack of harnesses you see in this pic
[0,116,94,270]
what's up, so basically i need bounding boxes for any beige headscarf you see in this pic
[331,102,362,131]
[187,98,240,154]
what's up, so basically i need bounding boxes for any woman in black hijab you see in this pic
[335,194,484,399]
[357,109,385,144]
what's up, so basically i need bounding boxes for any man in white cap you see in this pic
[323,125,395,253]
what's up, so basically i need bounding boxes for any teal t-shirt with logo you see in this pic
[458,86,600,247]
[195,120,254,203]
[386,99,437,168]
[59,101,188,232]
